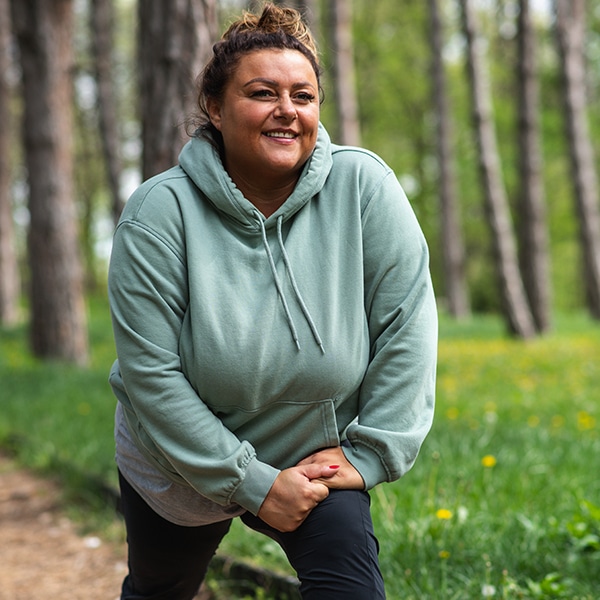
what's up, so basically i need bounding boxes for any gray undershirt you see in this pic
[114,402,246,526]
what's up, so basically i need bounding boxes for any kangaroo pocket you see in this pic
[227,399,340,470]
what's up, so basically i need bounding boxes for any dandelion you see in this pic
[481,455,497,468]
[446,406,460,420]
[436,508,453,520]
[439,550,450,559]
[481,584,496,597]
[527,415,540,428]
[577,411,596,431]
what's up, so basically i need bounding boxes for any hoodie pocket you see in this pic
[231,398,341,470]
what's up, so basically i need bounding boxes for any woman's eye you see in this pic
[251,89,274,98]
[295,93,316,103]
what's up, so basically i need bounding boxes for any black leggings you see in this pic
[118,471,386,600]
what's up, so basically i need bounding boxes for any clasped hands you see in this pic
[257,446,364,532]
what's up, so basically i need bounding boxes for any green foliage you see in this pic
[2,297,599,598]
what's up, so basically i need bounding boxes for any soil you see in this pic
[0,454,217,599]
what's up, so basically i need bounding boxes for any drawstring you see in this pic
[276,216,325,353]
[253,211,324,352]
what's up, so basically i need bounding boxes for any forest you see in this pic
[2,2,600,598]
[1,0,600,358]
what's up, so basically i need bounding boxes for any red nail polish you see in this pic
[329,465,340,469]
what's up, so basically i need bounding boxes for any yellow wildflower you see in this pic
[436,508,453,520]
[446,407,460,420]
[577,411,596,431]
[481,455,497,468]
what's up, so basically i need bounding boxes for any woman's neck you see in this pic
[226,164,299,218]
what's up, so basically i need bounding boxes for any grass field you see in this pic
[1,295,599,599]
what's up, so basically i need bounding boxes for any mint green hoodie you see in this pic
[108,124,437,516]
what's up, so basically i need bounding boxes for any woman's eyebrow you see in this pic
[243,77,316,89]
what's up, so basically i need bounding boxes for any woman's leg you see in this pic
[118,471,232,600]
[241,489,385,600]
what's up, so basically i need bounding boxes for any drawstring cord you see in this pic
[276,216,325,353]
[253,211,324,352]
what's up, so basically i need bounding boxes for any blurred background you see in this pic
[2,0,600,361]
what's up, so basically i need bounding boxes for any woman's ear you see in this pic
[206,98,222,131]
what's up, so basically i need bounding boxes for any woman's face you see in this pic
[207,49,320,189]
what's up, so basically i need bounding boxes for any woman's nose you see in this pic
[274,95,297,120]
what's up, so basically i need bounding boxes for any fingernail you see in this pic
[329,465,340,469]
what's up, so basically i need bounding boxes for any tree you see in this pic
[326,0,360,146]
[91,0,125,226]
[428,0,469,318]
[11,0,89,364]
[138,0,218,180]
[516,0,551,332]
[555,0,600,319]
[460,0,536,338]
[0,0,20,326]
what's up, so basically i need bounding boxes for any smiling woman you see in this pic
[107,3,437,600]
[205,49,320,216]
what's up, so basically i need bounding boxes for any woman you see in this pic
[108,4,437,599]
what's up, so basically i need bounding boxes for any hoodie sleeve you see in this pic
[342,169,437,489]
[108,179,279,515]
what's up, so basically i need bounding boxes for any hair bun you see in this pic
[223,2,318,62]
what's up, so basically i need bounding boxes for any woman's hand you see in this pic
[257,463,339,532]
[296,446,365,490]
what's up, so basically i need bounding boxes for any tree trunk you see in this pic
[0,0,20,326]
[428,0,469,319]
[555,0,600,318]
[516,0,551,332]
[11,0,89,364]
[460,0,536,338]
[91,0,125,226]
[327,0,361,146]
[138,0,218,180]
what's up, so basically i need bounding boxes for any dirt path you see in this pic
[0,454,294,599]
[0,454,128,599]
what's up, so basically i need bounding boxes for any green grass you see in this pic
[1,297,599,599]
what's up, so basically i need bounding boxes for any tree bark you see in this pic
[91,0,125,226]
[327,0,361,146]
[11,0,89,364]
[516,0,551,332]
[0,0,20,326]
[428,0,469,319]
[555,0,600,318]
[460,0,536,338]
[138,0,218,180]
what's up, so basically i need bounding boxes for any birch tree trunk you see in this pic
[517,0,551,332]
[0,0,20,326]
[11,0,89,364]
[138,0,218,180]
[555,0,600,318]
[327,0,361,146]
[460,0,536,338]
[429,0,469,319]
[91,0,125,226]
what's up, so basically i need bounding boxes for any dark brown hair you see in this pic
[190,2,322,144]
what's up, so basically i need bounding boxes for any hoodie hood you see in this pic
[178,122,333,352]
[178,122,333,229]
